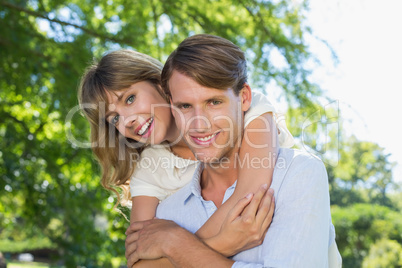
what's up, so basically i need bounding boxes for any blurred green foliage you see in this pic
[290,104,401,267]
[332,204,402,267]
[0,0,401,267]
[362,238,402,268]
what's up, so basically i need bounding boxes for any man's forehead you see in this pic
[169,71,233,102]
[171,87,230,103]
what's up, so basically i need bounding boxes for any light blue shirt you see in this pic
[156,148,342,267]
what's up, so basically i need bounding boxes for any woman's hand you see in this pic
[204,184,275,257]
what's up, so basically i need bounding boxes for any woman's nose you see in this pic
[115,106,136,128]
[123,114,136,128]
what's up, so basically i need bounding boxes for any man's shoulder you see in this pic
[277,148,325,170]
[272,148,327,190]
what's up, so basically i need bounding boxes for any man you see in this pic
[126,34,342,267]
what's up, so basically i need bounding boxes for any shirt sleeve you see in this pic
[245,91,294,148]
[129,146,197,202]
[244,91,276,128]
[130,171,167,201]
[129,147,171,201]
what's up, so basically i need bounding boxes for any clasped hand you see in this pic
[205,184,275,256]
[125,218,185,267]
[125,184,275,266]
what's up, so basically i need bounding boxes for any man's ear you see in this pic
[240,83,252,112]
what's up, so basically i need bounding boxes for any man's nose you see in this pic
[189,109,211,132]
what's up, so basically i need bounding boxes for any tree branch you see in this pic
[2,110,31,134]
[150,0,162,61]
[238,0,274,42]
[0,1,134,45]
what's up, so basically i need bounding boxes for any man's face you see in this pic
[169,71,251,163]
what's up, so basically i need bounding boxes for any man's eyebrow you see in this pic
[206,95,225,101]
[172,101,189,107]
[172,95,226,107]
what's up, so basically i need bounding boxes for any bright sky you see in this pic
[305,0,402,183]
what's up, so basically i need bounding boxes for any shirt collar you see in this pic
[183,162,238,204]
[183,162,204,204]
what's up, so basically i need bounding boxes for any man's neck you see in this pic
[200,151,239,208]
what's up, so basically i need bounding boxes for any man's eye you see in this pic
[111,115,120,125]
[180,104,191,109]
[210,100,222,105]
[126,95,135,104]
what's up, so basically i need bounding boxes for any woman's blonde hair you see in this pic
[78,49,166,209]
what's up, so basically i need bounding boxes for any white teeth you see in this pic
[196,133,217,142]
[138,117,153,135]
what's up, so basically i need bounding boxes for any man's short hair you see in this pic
[161,34,248,97]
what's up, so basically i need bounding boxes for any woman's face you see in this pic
[105,81,173,145]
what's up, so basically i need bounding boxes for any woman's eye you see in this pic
[111,115,119,125]
[126,95,135,104]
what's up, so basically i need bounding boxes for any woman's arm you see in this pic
[128,196,175,267]
[126,187,274,266]
[130,196,159,223]
[196,112,279,242]
[126,152,276,264]
[203,185,275,257]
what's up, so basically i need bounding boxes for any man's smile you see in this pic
[190,131,221,146]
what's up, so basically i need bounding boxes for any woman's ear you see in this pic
[240,83,252,112]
